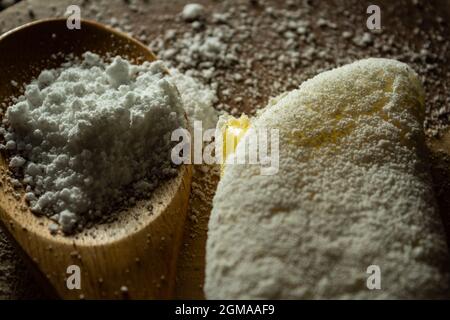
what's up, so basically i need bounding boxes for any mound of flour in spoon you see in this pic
[0,52,212,234]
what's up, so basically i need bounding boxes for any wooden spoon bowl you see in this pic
[0,19,192,299]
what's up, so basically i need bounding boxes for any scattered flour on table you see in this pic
[149,11,237,116]
[181,3,205,22]
[1,52,217,234]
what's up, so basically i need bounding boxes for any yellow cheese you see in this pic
[218,114,251,175]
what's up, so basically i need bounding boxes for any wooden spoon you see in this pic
[0,19,192,299]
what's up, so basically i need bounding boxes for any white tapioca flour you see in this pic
[167,68,218,130]
[1,52,190,234]
[181,3,205,22]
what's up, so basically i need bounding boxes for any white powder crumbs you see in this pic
[156,28,234,72]
[2,52,187,234]
[149,24,238,101]
[181,3,205,22]
[205,59,450,299]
